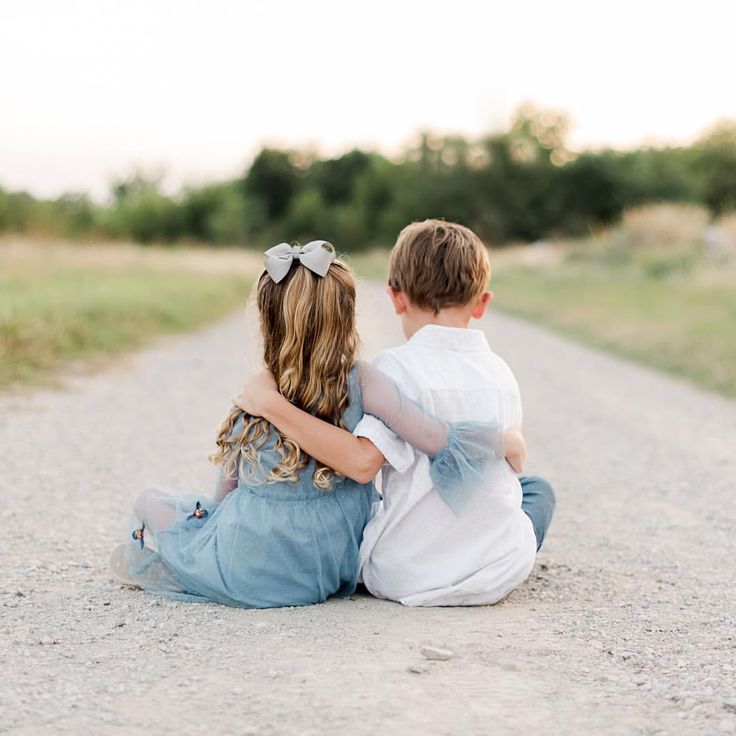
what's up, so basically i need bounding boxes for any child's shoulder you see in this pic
[372,339,520,396]
[482,346,520,388]
[369,346,415,383]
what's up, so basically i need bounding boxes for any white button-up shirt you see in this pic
[355,324,537,606]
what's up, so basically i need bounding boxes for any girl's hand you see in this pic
[233,369,279,417]
[503,429,527,474]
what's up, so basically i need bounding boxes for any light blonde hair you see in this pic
[210,255,359,490]
[388,219,491,314]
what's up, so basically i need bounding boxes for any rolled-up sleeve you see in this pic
[354,415,415,473]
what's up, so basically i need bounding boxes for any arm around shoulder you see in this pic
[245,387,385,485]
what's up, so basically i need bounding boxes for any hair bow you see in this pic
[264,240,336,284]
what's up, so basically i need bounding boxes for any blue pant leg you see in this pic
[519,476,556,551]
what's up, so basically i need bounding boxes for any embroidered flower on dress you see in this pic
[187,501,208,521]
[131,522,145,549]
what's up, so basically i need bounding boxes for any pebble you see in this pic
[420,646,454,661]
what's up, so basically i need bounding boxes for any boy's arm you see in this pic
[503,429,527,473]
[235,370,385,484]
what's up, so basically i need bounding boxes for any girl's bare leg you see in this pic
[134,487,178,537]
[113,487,185,592]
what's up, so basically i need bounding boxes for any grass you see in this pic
[0,239,260,388]
[345,249,391,282]
[491,256,736,397]
[5,218,735,398]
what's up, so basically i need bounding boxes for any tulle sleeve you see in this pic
[212,410,245,501]
[213,456,239,501]
[358,361,505,515]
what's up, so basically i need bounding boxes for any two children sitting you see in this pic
[113,219,554,608]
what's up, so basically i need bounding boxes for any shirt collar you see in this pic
[408,324,490,352]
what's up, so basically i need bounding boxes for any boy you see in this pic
[238,220,554,606]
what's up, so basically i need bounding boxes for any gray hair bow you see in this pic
[263,240,336,284]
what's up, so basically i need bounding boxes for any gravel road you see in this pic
[2,281,735,736]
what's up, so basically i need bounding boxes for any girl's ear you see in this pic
[387,287,408,315]
[471,291,493,320]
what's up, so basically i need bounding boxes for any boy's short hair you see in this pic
[388,219,491,313]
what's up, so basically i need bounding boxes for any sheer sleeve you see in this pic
[358,361,505,515]
[213,461,239,502]
[359,361,452,456]
[212,407,242,502]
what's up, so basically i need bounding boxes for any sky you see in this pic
[2,0,735,200]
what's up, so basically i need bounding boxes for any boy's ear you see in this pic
[471,291,493,320]
[387,287,408,315]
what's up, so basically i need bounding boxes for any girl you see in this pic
[110,240,518,608]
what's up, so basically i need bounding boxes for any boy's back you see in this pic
[356,323,538,606]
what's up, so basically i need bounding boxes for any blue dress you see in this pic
[122,367,376,608]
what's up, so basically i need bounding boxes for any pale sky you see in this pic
[2,0,735,200]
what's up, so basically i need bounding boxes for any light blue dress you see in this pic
[122,367,375,608]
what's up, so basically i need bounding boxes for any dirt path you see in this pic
[2,282,735,735]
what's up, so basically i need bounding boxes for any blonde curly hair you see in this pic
[210,253,359,490]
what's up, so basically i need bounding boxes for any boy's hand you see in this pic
[503,430,527,474]
[233,369,279,418]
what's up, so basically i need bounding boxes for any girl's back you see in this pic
[117,244,376,608]
[124,364,375,608]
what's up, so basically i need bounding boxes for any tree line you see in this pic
[2,105,735,249]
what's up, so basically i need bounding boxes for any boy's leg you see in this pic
[519,476,556,551]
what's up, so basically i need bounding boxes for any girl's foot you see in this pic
[109,543,144,588]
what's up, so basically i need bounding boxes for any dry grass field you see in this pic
[4,205,735,398]
[490,206,736,397]
[0,238,260,388]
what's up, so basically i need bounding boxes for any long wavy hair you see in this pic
[210,254,359,490]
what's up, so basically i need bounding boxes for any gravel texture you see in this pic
[1,281,735,735]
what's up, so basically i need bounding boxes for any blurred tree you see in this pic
[102,173,182,243]
[695,123,736,214]
[554,153,626,235]
[281,188,331,244]
[616,147,700,205]
[4,108,736,247]
[309,149,372,205]
[205,187,248,245]
[56,193,97,237]
[179,182,249,244]
[0,188,34,230]
[511,103,571,161]
[242,148,302,222]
